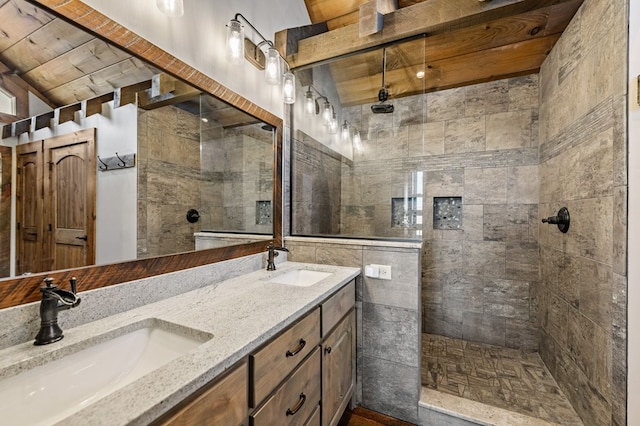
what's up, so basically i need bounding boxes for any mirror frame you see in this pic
[0,0,283,309]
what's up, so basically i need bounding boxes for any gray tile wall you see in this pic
[137,106,201,258]
[200,124,273,234]
[285,239,422,424]
[537,1,628,425]
[340,75,541,352]
[291,131,343,235]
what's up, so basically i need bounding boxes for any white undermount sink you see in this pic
[267,269,333,287]
[0,320,211,426]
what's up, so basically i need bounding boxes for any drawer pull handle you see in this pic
[325,346,332,354]
[286,393,306,416]
[286,339,306,357]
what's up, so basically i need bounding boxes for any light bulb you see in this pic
[353,130,362,151]
[226,19,244,63]
[265,48,281,85]
[341,121,350,142]
[283,72,295,104]
[322,101,332,126]
[328,113,338,134]
[157,0,183,17]
[304,89,315,115]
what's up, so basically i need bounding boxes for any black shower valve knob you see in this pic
[542,207,570,233]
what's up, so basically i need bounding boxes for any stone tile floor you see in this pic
[422,333,583,426]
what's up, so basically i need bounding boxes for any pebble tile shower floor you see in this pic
[422,333,583,425]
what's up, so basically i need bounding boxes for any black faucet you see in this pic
[266,242,289,271]
[34,277,81,346]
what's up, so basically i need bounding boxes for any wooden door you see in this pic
[0,146,12,277]
[44,129,96,271]
[16,141,44,274]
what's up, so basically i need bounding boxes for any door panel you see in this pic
[16,141,44,274]
[14,130,96,274]
[46,129,96,271]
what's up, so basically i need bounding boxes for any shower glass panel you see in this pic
[291,38,426,240]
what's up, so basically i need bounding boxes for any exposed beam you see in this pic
[113,80,152,108]
[279,0,579,69]
[359,0,382,37]
[138,74,201,110]
[336,34,560,106]
[0,59,56,116]
[85,92,114,117]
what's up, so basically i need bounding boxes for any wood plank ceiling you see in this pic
[295,0,585,106]
[0,0,159,116]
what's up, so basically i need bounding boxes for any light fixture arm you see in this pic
[233,13,274,48]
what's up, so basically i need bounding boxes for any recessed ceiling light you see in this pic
[416,70,425,79]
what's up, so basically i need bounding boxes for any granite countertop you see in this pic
[0,261,360,426]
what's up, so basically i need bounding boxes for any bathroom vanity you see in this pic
[0,261,360,426]
[158,279,356,426]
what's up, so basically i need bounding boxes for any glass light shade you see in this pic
[328,113,338,134]
[226,19,244,63]
[283,72,296,104]
[341,121,350,142]
[353,130,362,151]
[157,0,183,17]
[265,48,281,85]
[304,89,315,115]
[322,101,332,126]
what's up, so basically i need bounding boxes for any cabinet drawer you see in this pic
[252,348,321,426]
[321,281,355,337]
[252,308,321,406]
[160,361,248,426]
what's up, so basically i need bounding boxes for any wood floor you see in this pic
[338,407,416,426]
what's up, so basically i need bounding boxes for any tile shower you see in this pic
[291,0,628,422]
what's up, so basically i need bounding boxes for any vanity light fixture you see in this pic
[341,121,350,142]
[304,88,316,115]
[283,71,296,104]
[225,13,296,103]
[322,99,333,126]
[353,130,362,151]
[265,47,281,85]
[328,111,339,135]
[341,120,361,146]
[157,0,184,17]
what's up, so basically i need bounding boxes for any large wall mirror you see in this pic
[0,0,282,308]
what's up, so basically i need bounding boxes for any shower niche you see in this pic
[433,197,462,230]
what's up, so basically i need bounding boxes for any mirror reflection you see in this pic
[0,0,273,278]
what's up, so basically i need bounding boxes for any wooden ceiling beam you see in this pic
[138,73,201,110]
[336,34,560,106]
[278,0,579,69]
[0,58,56,116]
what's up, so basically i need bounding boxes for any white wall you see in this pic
[629,0,639,423]
[5,102,138,270]
[82,0,310,119]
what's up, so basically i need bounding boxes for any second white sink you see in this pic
[0,319,211,426]
[267,269,333,287]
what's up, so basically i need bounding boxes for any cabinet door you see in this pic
[160,361,248,426]
[322,311,355,426]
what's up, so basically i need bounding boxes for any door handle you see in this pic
[75,236,88,241]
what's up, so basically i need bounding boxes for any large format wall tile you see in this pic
[537,0,627,424]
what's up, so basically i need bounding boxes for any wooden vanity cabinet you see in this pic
[157,360,248,426]
[155,279,356,426]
